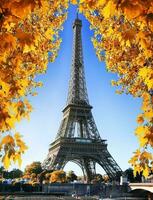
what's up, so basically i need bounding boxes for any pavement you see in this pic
[0,196,148,200]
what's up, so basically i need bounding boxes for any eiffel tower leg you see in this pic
[49,154,66,171]
[81,158,96,183]
[95,150,122,180]
[81,166,86,182]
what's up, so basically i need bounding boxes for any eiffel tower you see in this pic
[43,16,122,182]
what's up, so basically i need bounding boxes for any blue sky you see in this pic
[16,5,141,175]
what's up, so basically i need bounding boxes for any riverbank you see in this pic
[0,195,148,200]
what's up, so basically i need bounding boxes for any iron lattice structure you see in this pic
[43,17,122,182]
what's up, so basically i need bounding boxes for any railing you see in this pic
[52,137,107,145]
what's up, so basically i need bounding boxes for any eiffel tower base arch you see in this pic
[43,137,122,182]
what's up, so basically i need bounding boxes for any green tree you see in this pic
[0,166,5,178]
[0,166,4,173]
[0,168,23,179]
[124,168,142,183]
[8,169,23,179]
[24,161,43,177]
[66,171,77,182]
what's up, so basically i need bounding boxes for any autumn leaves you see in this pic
[0,133,28,169]
[0,0,68,169]
[0,0,152,178]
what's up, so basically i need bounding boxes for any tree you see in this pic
[37,170,52,184]
[0,0,68,169]
[103,174,109,183]
[0,168,23,179]
[24,161,43,178]
[66,170,77,182]
[0,166,4,173]
[91,174,103,184]
[0,166,5,178]
[44,173,51,183]
[50,170,66,183]
[0,0,152,177]
[124,168,142,183]
[8,168,23,179]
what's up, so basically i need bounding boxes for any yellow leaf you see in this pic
[0,33,16,52]
[122,2,144,19]
[144,110,153,121]
[14,132,22,141]
[15,153,22,167]
[71,0,78,5]
[102,1,116,19]
[111,80,117,86]
[2,153,10,169]
[141,151,152,160]
[0,79,10,97]
[31,92,38,96]
[9,0,35,19]
[135,126,146,136]
[17,140,28,152]
[137,114,144,124]
[143,166,149,178]
[23,44,36,53]
[140,137,148,147]
[139,67,153,80]
[0,135,15,146]
[45,28,54,40]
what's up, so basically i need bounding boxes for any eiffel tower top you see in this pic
[66,15,90,107]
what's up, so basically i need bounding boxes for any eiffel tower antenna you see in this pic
[76,9,79,19]
[43,16,122,182]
